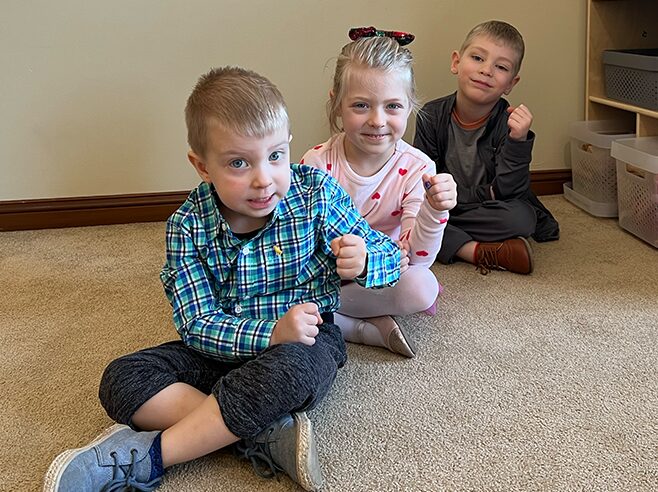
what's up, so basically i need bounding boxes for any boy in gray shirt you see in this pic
[414,20,559,275]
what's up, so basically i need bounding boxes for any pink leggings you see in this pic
[338,265,439,318]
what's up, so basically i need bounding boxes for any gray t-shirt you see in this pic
[445,118,487,187]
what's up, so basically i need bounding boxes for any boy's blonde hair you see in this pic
[185,66,289,157]
[460,20,525,75]
[328,36,418,134]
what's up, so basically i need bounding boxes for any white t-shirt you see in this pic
[301,133,449,266]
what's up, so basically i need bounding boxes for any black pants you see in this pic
[437,199,536,264]
[98,322,346,439]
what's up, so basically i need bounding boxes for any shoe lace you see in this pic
[234,428,282,481]
[101,449,162,492]
[475,246,499,275]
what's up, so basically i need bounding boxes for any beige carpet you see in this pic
[1,195,657,492]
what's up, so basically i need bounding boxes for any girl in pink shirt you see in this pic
[302,29,457,358]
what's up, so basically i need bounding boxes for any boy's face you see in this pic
[188,121,291,233]
[338,67,412,167]
[451,35,520,107]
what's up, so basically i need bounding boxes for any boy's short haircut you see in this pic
[185,66,290,157]
[329,36,419,134]
[460,20,525,75]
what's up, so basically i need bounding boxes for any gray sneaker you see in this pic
[236,412,323,491]
[43,424,163,492]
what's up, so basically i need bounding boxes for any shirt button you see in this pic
[234,304,243,315]
[242,245,251,254]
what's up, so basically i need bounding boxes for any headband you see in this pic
[348,26,415,46]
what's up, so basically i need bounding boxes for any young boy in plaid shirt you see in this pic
[44,66,400,492]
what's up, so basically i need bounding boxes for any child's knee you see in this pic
[490,201,537,237]
[398,266,440,312]
[514,205,537,237]
[98,356,133,423]
[215,341,342,438]
[98,351,177,425]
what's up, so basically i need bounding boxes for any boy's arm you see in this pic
[491,106,535,200]
[321,177,400,289]
[457,134,534,204]
[413,110,440,164]
[491,132,534,200]
[160,218,276,361]
[453,133,534,203]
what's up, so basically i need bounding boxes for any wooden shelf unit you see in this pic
[586,0,658,136]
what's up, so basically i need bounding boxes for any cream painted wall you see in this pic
[1,1,585,200]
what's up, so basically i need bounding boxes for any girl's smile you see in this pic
[338,66,412,175]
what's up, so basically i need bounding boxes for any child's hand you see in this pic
[422,173,457,212]
[506,104,533,141]
[271,303,322,346]
[396,240,410,274]
[330,234,367,279]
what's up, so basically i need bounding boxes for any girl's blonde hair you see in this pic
[185,66,289,157]
[328,36,418,134]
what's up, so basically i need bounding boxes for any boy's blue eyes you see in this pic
[228,152,283,168]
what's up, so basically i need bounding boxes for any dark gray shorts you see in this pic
[98,322,346,438]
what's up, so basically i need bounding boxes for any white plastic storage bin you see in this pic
[568,120,635,217]
[563,182,618,217]
[611,137,658,248]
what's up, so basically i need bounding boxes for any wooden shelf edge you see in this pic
[589,96,658,119]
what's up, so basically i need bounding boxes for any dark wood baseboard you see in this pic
[529,169,571,196]
[1,169,572,231]
[0,191,190,231]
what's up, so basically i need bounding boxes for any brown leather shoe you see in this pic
[475,236,534,275]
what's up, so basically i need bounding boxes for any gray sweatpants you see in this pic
[98,321,346,439]
[438,199,537,264]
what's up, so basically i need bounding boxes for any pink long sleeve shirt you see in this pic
[301,134,449,267]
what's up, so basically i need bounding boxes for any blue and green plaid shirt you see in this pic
[160,164,400,361]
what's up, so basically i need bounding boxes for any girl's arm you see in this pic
[300,143,330,172]
[399,173,455,268]
[401,197,450,268]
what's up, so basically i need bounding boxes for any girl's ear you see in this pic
[333,92,343,118]
[450,51,460,74]
[188,150,212,183]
